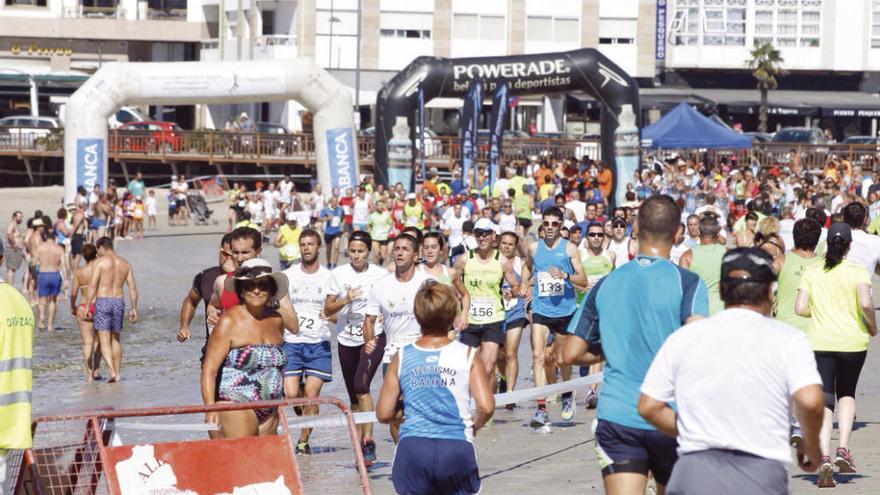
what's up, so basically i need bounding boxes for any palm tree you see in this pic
[747,42,786,134]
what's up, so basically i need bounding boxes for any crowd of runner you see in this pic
[5,151,880,493]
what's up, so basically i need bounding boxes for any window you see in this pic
[527,16,579,43]
[873,0,880,48]
[599,38,634,45]
[754,0,820,48]
[380,29,431,39]
[5,0,47,6]
[454,14,506,42]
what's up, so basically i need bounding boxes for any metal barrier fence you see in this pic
[15,397,371,495]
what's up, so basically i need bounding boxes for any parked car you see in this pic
[770,127,826,145]
[108,106,150,129]
[843,135,879,145]
[116,121,183,153]
[0,115,63,148]
[254,121,299,156]
[744,132,773,143]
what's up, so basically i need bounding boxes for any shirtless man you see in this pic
[24,217,46,304]
[5,211,24,284]
[78,237,138,383]
[70,243,101,381]
[70,204,88,268]
[34,230,68,331]
[91,194,112,240]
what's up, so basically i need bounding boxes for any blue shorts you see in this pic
[283,341,332,381]
[89,217,107,230]
[392,437,480,495]
[37,271,62,297]
[94,297,125,332]
[353,223,368,232]
[593,419,678,485]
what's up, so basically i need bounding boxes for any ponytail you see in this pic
[824,237,849,271]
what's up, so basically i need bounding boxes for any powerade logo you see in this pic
[76,138,104,191]
[326,128,357,190]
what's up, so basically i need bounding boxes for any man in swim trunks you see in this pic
[33,230,68,332]
[5,211,24,284]
[78,237,138,383]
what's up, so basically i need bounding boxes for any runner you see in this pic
[352,187,372,232]
[795,222,878,487]
[498,231,530,400]
[202,259,289,438]
[363,234,431,442]
[309,183,325,230]
[606,216,633,268]
[376,281,494,495]
[274,212,302,269]
[639,248,825,495]
[453,218,522,385]
[403,193,426,230]
[564,195,709,495]
[368,199,392,265]
[514,184,534,240]
[79,237,138,383]
[321,196,344,269]
[33,230,68,332]
[323,231,388,464]
[679,215,726,315]
[5,211,24,284]
[419,232,463,291]
[70,244,101,382]
[177,233,234,353]
[525,206,587,427]
[282,229,334,455]
[573,221,615,409]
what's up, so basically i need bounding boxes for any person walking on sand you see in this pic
[70,244,102,381]
[33,229,68,331]
[78,237,138,383]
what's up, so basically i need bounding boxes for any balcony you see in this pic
[200,35,298,62]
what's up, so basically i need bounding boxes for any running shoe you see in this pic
[789,425,803,448]
[834,447,857,473]
[497,373,508,394]
[818,456,835,488]
[530,409,551,428]
[561,396,575,422]
[362,440,377,465]
[585,389,599,410]
[295,441,311,456]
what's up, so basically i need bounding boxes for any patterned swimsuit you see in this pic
[218,344,287,422]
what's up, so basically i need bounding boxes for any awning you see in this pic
[0,73,89,86]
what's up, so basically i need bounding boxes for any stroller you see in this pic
[189,191,213,225]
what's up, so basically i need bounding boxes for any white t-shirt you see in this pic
[442,211,469,248]
[283,264,334,344]
[498,213,517,233]
[608,238,631,268]
[279,180,294,203]
[565,200,587,223]
[365,270,431,362]
[145,196,157,216]
[247,200,263,224]
[848,229,880,274]
[263,190,279,217]
[779,218,795,251]
[311,192,325,216]
[640,308,822,464]
[669,242,689,265]
[328,264,388,347]
[352,197,371,225]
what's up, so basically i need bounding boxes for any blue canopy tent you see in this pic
[642,102,752,149]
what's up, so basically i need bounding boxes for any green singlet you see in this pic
[775,250,822,332]
[689,243,726,315]
[514,192,531,220]
[577,248,614,303]
[463,250,505,325]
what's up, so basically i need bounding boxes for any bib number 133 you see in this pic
[537,272,564,297]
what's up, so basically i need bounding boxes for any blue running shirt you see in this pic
[572,255,709,430]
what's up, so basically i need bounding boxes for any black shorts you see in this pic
[815,350,867,412]
[594,419,678,485]
[71,234,85,256]
[324,232,341,243]
[504,318,529,332]
[176,199,187,208]
[517,218,533,228]
[337,333,386,405]
[531,313,573,335]
[460,321,505,347]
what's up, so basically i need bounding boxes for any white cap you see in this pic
[473,218,497,233]
[406,192,416,200]
[286,211,298,222]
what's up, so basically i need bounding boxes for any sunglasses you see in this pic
[474,230,493,237]
[613,224,626,229]
[240,278,274,293]
[542,220,561,228]
[587,232,605,238]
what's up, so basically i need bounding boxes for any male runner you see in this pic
[607,216,633,269]
[563,195,709,495]
[453,218,523,384]
[177,233,234,349]
[5,211,24,284]
[363,234,431,442]
[679,216,726,315]
[498,231,531,399]
[525,206,587,426]
[79,237,138,383]
[282,229,334,455]
[33,230,68,331]
[324,231,388,464]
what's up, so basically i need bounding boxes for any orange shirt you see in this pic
[597,168,613,199]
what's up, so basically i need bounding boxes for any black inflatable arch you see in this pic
[374,48,641,195]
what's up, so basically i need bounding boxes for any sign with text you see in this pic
[76,138,104,191]
[326,127,358,191]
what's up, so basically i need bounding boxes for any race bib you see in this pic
[469,297,498,322]
[297,312,319,333]
[330,216,341,228]
[344,322,364,339]
[283,245,300,258]
[406,216,418,226]
[537,271,564,297]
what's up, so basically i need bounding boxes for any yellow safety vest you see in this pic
[0,281,34,449]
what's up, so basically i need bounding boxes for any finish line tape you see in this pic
[112,374,604,434]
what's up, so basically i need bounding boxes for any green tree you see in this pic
[747,42,786,134]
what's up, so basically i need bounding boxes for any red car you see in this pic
[115,121,183,153]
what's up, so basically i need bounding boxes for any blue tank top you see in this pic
[532,238,576,318]
[399,341,476,443]
[504,257,526,323]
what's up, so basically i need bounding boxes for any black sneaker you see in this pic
[498,374,508,394]
[362,439,377,465]
[295,440,311,455]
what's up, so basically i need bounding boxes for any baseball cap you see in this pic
[827,222,852,244]
[285,211,298,222]
[406,192,416,200]
[473,218,497,234]
[721,248,777,285]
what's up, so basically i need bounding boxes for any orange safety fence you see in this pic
[15,397,371,495]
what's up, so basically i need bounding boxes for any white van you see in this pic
[109,106,151,128]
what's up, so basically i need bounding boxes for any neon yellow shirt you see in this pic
[0,281,34,449]
[775,251,822,333]
[463,250,505,325]
[278,224,302,262]
[539,183,555,201]
[689,244,726,315]
[800,261,872,352]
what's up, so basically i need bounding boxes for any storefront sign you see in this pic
[10,42,72,57]
[656,0,667,61]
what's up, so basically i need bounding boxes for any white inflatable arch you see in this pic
[64,59,358,204]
